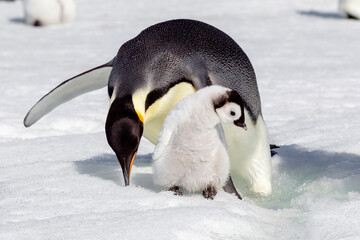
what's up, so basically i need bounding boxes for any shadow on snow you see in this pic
[9,17,25,24]
[74,144,360,209]
[249,144,360,209]
[74,152,157,190]
[297,10,345,19]
[275,144,360,180]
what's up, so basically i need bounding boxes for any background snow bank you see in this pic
[1,0,359,239]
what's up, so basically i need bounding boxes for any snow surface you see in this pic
[1,0,360,239]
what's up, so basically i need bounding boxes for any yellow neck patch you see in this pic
[132,87,150,123]
[136,110,144,123]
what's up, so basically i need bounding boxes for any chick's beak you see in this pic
[234,119,247,130]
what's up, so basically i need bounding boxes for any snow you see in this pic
[1,0,360,239]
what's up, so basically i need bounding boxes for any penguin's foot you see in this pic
[203,185,217,200]
[168,186,183,196]
[270,144,280,157]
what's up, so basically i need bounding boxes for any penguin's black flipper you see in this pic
[270,144,280,157]
[24,58,114,127]
[223,174,242,200]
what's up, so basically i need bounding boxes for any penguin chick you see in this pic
[23,0,76,26]
[152,85,247,199]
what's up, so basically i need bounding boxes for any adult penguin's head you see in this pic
[105,95,143,186]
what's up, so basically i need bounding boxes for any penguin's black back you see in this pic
[109,19,261,121]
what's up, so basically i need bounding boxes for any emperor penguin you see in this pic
[24,19,272,196]
[23,0,76,26]
[339,0,360,19]
[153,85,246,200]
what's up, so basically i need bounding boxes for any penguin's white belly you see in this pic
[223,112,272,195]
[339,0,360,19]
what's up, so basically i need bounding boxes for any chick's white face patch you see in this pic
[216,102,242,124]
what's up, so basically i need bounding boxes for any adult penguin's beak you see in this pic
[117,152,137,186]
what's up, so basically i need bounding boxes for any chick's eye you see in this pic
[230,111,236,116]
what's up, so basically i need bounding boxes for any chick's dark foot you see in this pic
[168,186,183,196]
[203,185,217,200]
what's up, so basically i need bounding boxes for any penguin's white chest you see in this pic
[339,0,360,19]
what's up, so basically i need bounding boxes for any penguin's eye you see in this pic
[230,111,236,116]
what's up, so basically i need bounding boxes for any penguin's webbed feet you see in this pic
[168,186,183,196]
[203,185,217,200]
[270,144,280,157]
